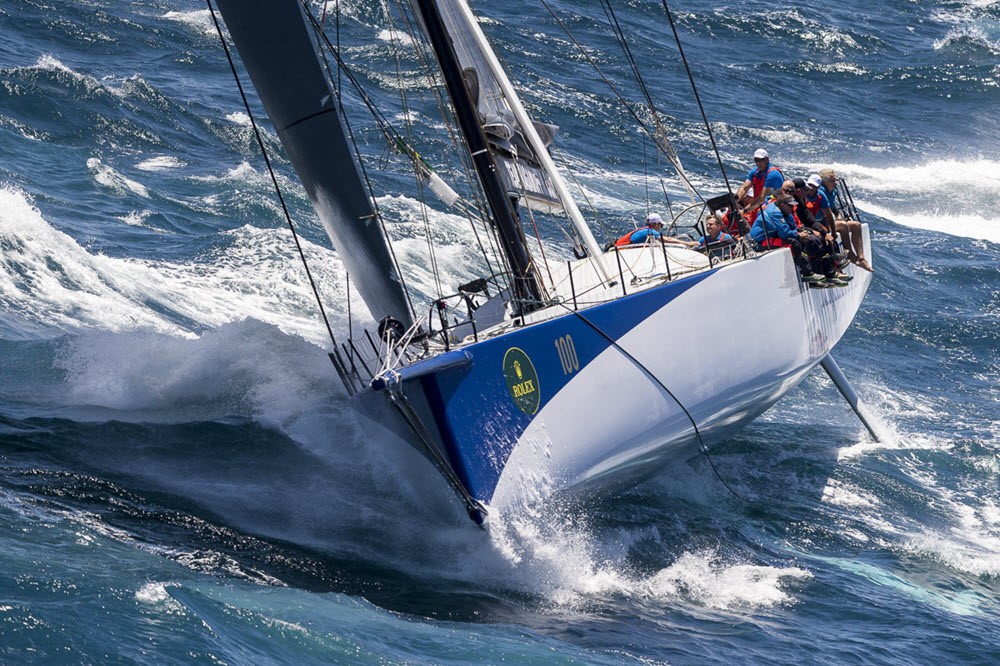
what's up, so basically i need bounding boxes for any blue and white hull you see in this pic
[356,229,872,519]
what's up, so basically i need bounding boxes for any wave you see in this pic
[0,185,354,342]
[162,9,215,37]
[933,24,1000,55]
[797,158,1000,242]
[136,156,186,172]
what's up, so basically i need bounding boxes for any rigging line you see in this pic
[206,0,339,350]
[307,1,504,283]
[660,1,738,203]
[554,301,751,503]
[537,0,702,203]
[519,195,556,289]
[599,0,699,204]
[600,0,655,117]
[643,133,650,213]
[380,0,443,297]
[660,179,676,220]
[301,0,417,321]
[561,159,612,241]
[391,0,508,287]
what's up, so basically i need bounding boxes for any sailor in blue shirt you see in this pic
[697,215,734,258]
[735,148,785,220]
[615,213,667,246]
[750,195,823,283]
[750,197,799,246]
[628,213,665,244]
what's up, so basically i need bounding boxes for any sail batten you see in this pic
[214,0,413,328]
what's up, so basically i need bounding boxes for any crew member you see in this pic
[735,148,784,224]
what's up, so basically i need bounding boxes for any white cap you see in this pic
[753,148,769,160]
[806,174,822,188]
[646,213,663,225]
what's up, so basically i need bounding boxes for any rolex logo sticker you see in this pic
[503,347,540,415]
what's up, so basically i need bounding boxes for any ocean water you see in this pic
[1,0,998,663]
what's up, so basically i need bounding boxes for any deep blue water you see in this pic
[2,0,999,663]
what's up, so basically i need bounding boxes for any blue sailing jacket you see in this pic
[750,202,799,244]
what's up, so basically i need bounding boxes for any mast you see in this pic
[411,0,543,308]
[449,1,610,279]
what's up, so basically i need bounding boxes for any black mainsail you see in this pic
[213,0,413,328]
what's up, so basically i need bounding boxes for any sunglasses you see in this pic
[781,187,795,193]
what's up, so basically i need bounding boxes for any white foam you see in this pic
[376,28,416,48]
[0,186,184,337]
[28,55,135,100]
[87,157,150,198]
[226,111,252,127]
[135,582,176,606]
[32,54,76,76]
[933,24,1000,53]
[817,158,1000,194]
[641,550,812,609]
[860,201,999,242]
[796,158,1000,242]
[897,459,1000,579]
[117,210,157,229]
[0,185,360,343]
[136,156,185,171]
[162,9,215,37]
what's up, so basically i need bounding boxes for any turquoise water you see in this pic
[1,0,999,663]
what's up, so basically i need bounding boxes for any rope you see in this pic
[538,0,702,203]
[380,0,444,297]
[207,0,339,350]
[556,302,751,503]
[389,0,508,289]
[659,2,738,206]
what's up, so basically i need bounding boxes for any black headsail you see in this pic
[410,0,543,308]
[213,0,413,330]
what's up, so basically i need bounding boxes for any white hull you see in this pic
[355,227,873,518]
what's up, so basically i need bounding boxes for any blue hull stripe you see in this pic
[420,270,716,502]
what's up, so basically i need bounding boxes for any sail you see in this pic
[214,0,413,328]
[431,1,564,215]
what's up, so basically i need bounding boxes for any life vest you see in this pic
[747,165,783,223]
[720,209,742,237]
[750,165,782,198]
[804,195,823,224]
[614,227,646,247]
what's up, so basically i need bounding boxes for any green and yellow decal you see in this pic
[503,347,540,415]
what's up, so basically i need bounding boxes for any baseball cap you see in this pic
[792,177,807,189]
[646,213,664,225]
[807,174,823,188]
[753,148,769,160]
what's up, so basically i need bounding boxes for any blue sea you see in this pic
[2,0,999,663]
